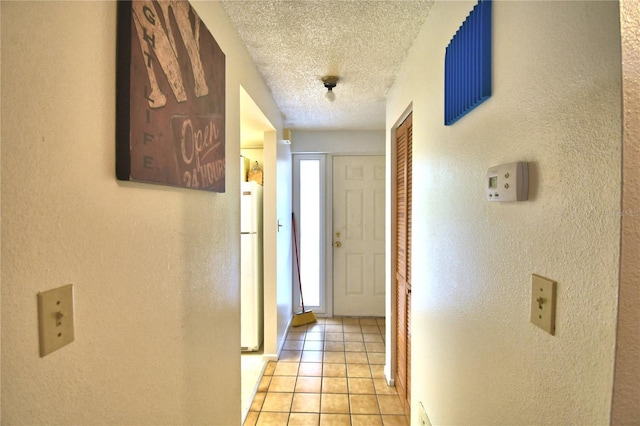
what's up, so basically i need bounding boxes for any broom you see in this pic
[291,212,317,327]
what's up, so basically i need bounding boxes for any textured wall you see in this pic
[273,134,293,358]
[386,1,622,424]
[612,0,640,423]
[1,1,282,424]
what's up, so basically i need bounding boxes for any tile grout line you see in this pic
[246,317,402,425]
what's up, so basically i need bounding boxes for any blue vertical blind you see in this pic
[444,0,492,126]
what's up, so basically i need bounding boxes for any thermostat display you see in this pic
[486,162,529,202]
[489,176,498,189]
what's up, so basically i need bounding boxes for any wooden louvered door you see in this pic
[395,113,412,420]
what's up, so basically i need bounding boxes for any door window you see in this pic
[292,155,326,312]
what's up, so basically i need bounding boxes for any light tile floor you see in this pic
[243,317,408,426]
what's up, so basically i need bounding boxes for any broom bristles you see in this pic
[291,310,317,327]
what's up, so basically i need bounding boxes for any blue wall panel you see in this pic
[444,0,492,126]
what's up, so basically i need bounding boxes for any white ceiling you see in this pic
[221,0,434,131]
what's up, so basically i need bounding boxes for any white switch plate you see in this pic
[419,402,432,426]
[37,284,74,357]
[530,274,556,335]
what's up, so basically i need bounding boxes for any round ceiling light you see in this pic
[322,76,339,102]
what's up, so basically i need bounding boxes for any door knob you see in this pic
[334,241,342,248]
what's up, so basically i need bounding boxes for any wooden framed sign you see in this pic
[116,0,226,192]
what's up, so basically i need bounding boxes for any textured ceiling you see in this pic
[221,0,434,130]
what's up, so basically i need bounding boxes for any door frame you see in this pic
[292,152,385,318]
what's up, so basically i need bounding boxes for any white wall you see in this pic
[273,135,293,357]
[386,1,622,424]
[261,131,293,359]
[292,130,385,154]
[1,1,283,424]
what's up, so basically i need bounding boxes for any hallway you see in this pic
[243,317,408,425]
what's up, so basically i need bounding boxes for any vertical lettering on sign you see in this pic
[143,156,154,169]
[133,6,167,108]
[143,132,154,145]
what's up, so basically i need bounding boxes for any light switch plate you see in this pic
[37,284,74,357]
[530,274,556,335]
[419,402,432,426]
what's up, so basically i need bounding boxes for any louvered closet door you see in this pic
[395,113,412,420]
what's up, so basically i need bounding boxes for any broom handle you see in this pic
[292,212,306,312]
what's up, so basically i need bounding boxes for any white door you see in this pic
[333,155,385,316]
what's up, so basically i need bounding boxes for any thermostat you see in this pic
[486,162,529,201]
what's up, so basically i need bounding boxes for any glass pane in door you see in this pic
[298,159,320,307]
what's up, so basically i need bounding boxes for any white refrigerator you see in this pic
[241,181,264,351]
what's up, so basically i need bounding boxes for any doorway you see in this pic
[239,86,276,419]
[292,154,386,318]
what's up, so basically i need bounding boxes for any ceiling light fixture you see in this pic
[322,76,339,102]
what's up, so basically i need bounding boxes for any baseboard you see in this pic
[262,314,294,362]
[241,355,268,422]
[384,363,395,386]
[243,316,296,422]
